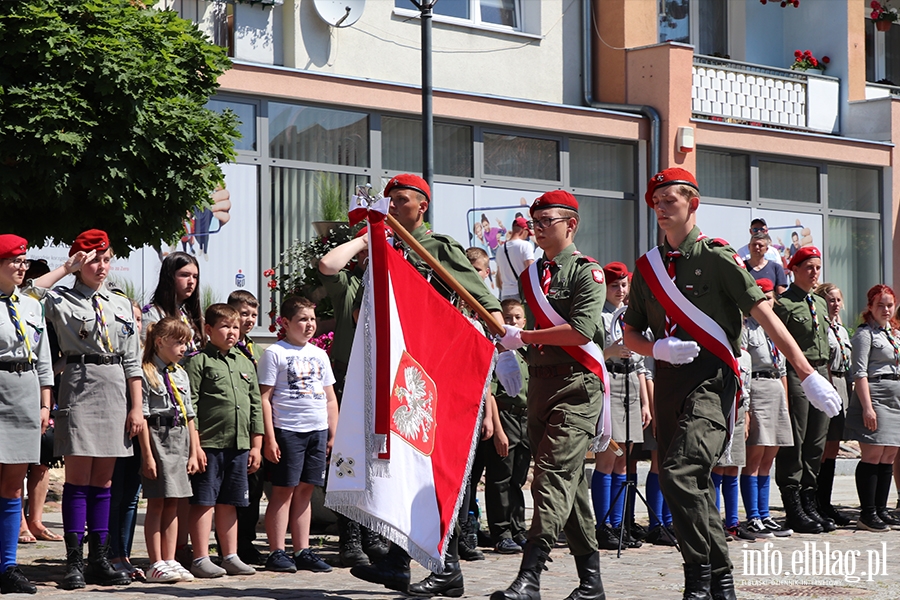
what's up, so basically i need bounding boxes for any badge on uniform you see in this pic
[121,321,134,337]
[695,269,702,276]
[239,372,252,382]
[732,254,745,268]
[591,269,604,284]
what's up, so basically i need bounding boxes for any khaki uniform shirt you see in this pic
[319,268,363,366]
[773,283,830,363]
[851,323,900,380]
[624,226,764,356]
[186,344,263,450]
[524,244,606,367]
[0,287,53,386]
[143,355,196,419]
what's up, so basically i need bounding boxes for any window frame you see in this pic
[393,0,539,38]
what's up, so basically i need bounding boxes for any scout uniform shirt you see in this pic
[403,224,502,314]
[0,287,53,382]
[143,355,196,422]
[625,226,764,356]
[318,267,363,368]
[186,345,263,450]
[525,244,606,367]
[773,283,830,363]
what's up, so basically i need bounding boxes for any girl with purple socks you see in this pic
[29,229,144,589]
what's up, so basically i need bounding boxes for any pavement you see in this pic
[14,459,900,599]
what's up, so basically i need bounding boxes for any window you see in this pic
[659,0,727,56]
[697,149,749,200]
[828,165,880,213]
[759,161,818,203]
[382,116,473,177]
[828,216,882,326]
[207,99,257,152]
[483,133,558,181]
[575,196,636,268]
[394,0,519,29]
[866,18,900,84]
[268,103,369,166]
[569,139,634,192]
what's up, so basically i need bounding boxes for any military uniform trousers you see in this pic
[526,369,601,556]
[485,407,531,543]
[655,351,736,578]
[775,364,830,491]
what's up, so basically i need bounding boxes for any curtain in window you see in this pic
[569,139,635,192]
[697,149,749,200]
[481,0,517,27]
[885,24,900,85]
[698,0,727,57]
[828,165,880,213]
[574,196,636,268]
[827,216,882,326]
[759,161,818,203]
[484,133,559,181]
[382,117,473,177]
[269,103,369,166]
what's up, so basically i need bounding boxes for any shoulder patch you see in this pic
[575,254,598,264]
[732,254,746,269]
[709,237,731,247]
[591,269,604,284]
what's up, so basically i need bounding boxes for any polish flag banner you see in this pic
[325,213,497,572]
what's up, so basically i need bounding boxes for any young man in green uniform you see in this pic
[493,190,608,600]
[349,174,503,597]
[622,168,841,600]
[773,246,836,534]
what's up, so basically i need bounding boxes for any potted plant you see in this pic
[791,50,829,72]
[759,0,800,7]
[311,172,349,237]
[872,1,899,31]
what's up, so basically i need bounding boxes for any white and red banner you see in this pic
[325,213,497,572]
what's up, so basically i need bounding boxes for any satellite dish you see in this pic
[313,0,365,28]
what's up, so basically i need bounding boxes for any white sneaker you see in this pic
[167,560,195,581]
[146,561,181,583]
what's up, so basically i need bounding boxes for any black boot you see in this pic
[681,563,711,600]
[856,462,888,532]
[61,533,85,590]
[0,566,36,595]
[339,516,370,567]
[562,551,605,600]
[83,533,131,586]
[817,458,851,526]
[459,514,484,561]
[350,543,411,592]
[781,487,822,534]
[490,542,549,600]
[710,570,736,600]
[362,527,390,561]
[874,463,900,529]
[800,488,836,532]
[407,561,464,598]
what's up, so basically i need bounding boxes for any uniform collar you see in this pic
[603,300,622,313]
[547,243,577,264]
[74,281,109,300]
[663,225,703,257]
[152,354,174,371]
[786,282,813,299]
[410,223,430,242]
[204,344,237,360]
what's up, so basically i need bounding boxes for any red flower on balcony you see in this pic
[872,0,900,23]
[791,49,828,72]
[822,56,830,64]
[765,0,798,6]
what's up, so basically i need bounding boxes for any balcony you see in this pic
[692,56,839,134]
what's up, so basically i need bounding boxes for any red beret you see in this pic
[512,216,532,236]
[787,245,821,270]
[70,229,109,257]
[530,190,578,216]
[603,261,629,282]
[0,235,28,260]
[645,168,700,206]
[383,174,430,202]
[756,278,775,293]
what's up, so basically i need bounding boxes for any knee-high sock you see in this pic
[723,474,739,528]
[876,463,894,510]
[856,462,879,510]
[741,475,759,521]
[62,483,89,544]
[711,472,723,513]
[591,471,612,526]
[646,472,664,529]
[609,473,627,528]
[757,475,772,519]
[87,486,112,545]
[0,497,21,571]
[818,458,836,508]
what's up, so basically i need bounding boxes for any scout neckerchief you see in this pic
[179,306,200,355]
[235,338,257,368]
[93,294,115,353]
[829,320,850,371]
[881,326,900,366]
[805,294,820,333]
[521,260,612,453]
[1,291,31,363]
[163,364,189,425]
[766,336,780,369]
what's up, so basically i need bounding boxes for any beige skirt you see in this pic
[55,362,132,457]
[747,377,794,447]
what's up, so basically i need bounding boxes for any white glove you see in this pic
[801,371,842,418]
[495,351,522,397]
[499,325,525,351]
[652,338,700,365]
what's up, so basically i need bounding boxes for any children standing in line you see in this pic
[139,318,199,583]
[186,304,262,578]
[261,296,338,574]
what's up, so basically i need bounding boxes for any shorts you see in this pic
[189,448,249,507]
[267,428,327,488]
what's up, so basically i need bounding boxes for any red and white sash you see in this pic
[635,247,741,447]
[521,261,612,452]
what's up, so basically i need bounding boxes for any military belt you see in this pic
[0,361,33,374]
[67,354,123,366]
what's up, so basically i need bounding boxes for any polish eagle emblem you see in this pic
[390,352,437,455]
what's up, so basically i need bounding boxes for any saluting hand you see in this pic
[64,249,96,274]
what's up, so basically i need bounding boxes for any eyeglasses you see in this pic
[6,258,31,269]
[750,226,768,233]
[530,217,569,230]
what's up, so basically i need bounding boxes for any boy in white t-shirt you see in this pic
[260,296,339,574]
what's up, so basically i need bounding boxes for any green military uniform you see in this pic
[319,267,363,399]
[523,244,606,556]
[485,349,531,544]
[233,334,264,559]
[773,284,831,491]
[624,226,764,578]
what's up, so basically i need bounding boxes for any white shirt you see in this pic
[737,243,782,265]
[259,340,335,433]
[496,239,535,298]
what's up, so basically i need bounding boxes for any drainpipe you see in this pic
[582,0,660,246]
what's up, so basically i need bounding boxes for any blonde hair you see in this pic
[142,317,193,388]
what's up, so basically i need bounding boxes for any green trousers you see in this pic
[484,408,531,542]
[655,353,735,577]
[775,364,830,491]
[526,371,601,555]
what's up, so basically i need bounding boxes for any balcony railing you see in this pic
[692,55,840,134]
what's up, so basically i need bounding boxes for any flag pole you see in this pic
[385,214,505,337]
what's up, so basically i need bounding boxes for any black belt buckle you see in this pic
[13,363,26,374]
[98,355,114,365]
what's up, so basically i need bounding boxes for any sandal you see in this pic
[18,531,36,544]
[34,528,63,542]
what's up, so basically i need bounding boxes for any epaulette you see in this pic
[575,254,598,264]
[707,237,731,247]
[110,287,131,300]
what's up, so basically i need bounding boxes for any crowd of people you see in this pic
[0,168,893,600]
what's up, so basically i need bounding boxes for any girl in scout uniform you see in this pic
[0,235,53,594]
[741,278,793,538]
[815,283,853,526]
[30,229,143,589]
[138,317,199,583]
[143,252,203,353]
[845,284,900,532]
